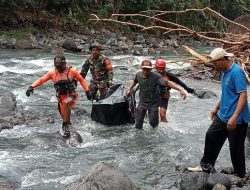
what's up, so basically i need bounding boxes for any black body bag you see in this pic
[91,84,135,125]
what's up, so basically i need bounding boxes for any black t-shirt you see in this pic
[134,71,166,105]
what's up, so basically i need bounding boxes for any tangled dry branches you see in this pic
[90,7,250,69]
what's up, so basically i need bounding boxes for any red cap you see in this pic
[155,59,166,69]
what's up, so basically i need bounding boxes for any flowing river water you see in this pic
[0,48,250,190]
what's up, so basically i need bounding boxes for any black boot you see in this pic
[61,122,70,138]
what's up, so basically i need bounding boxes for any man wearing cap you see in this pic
[200,48,250,177]
[155,58,193,122]
[80,44,113,101]
[127,60,186,129]
[26,55,92,138]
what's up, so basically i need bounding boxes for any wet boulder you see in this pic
[225,174,250,189]
[179,172,209,190]
[0,91,55,132]
[0,92,16,117]
[0,36,15,49]
[14,34,39,49]
[63,162,137,190]
[57,126,83,147]
[0,91,28,131]
[212,184,227,190]
[194,89,217,99]
[0,176,15,190]
[179,170,250,189]
[0,119,13,132]
[206,173,231,190]
[62,39,77,51]
[221,166,234,175]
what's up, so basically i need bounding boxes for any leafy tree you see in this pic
[0,0,249,31]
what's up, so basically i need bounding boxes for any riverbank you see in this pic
[0,26,220,82]
[0,26,210,56]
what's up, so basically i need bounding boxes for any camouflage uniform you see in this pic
[80,54,113,100]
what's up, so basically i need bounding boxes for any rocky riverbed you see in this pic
[1,27,250,190]
[0,27,208,56]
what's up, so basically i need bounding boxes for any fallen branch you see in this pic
[240,5,250,13]
[183,46,250,84]
[90,8,249,78]
[90,14,146,29]
[141,7,250,33]
[111,13,192,31]
[182,45,209,63]
[90,14,246,45]
[198,31,243,38]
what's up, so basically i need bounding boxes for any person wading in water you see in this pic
[80,44,113,101]
[127,60,186,129]
[155,59,193,122]
[26,55,92,138]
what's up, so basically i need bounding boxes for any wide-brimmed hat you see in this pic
[141,60,153,69]
[208,48,234,62]
[54,55,66,66]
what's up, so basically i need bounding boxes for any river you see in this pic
[0,48,249,190]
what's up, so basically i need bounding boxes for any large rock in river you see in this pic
[0,91,55,132]
[178,172,239,190]
[179,172,209,190]
[0,92,16,117]
[0,176,15,190]
[62,39,77,51]
[206,173,231,190]
[63,162,137,190]
[14,34,39,49]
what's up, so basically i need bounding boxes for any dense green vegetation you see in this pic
[0,0,249,33]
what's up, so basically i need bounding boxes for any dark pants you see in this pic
[135,102,159,129]
[200,115,247,177]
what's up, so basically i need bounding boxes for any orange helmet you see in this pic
[155,59,166,69]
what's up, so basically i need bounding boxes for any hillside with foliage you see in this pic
[0,0,250,33]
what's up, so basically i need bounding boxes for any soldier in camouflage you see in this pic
[80,44,113,101]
